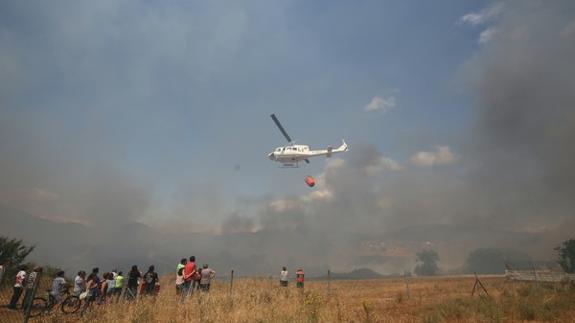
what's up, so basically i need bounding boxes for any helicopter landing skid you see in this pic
[280,161,299,168]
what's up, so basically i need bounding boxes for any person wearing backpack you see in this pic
[143,265,158,296]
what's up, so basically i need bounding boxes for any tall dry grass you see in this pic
[5,275,575,322]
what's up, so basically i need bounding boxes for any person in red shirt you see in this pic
[182,256,197,300]
[296,268,305,289]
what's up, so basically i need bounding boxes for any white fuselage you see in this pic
[268,140,348,165]
[268,145,311,163]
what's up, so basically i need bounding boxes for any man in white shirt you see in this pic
[9,267,26,309]
[73,271,86,296]
[280,266,289,287]
[107,270,117,295]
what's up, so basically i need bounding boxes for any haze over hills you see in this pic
[314,268,385,280]
[0,202,559,277]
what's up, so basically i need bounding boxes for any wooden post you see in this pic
[327,270,331,298]
[23,269,42,323]
[471,272,490,298]
[404,272,411,300]
[532,263,539,287]
[229,269,234,296]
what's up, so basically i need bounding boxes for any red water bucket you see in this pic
[305,175,315,187]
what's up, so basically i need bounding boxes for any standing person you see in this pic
[98,273,110,304]
[296,268,305,289]
[85,268,100,305]
[182,256,197,299]
[126,265,141,301]
[8,266,26,309]
[73,271,86,296]
[50,271,67,304]
[176,258,186,295]
[143,265,159,296]
[22,266,42,312]
[114,271,124,300]
[107,270,116,296]
[280,266,289,287]
[199,264,215,292]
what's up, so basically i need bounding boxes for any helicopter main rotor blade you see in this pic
[270,114,292,143]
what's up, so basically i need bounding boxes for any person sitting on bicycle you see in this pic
[50,271,67,304]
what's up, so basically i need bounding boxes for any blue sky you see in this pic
[0,0,490,224]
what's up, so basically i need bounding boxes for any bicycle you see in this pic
[28,287,82,317]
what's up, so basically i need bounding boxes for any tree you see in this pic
[414,249,439,276]
[556,239,575,273]
[0,237,35,286]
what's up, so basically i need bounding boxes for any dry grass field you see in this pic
[2,275,575,322]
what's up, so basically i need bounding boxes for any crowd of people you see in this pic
[175,256,216,301]
[5,255,218,311]
[5,264,158,311]
[4,258,308,311]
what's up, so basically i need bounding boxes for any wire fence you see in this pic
[505,269,575,282]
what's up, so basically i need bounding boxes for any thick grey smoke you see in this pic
[216,0,575,273]
[467,0,575,229]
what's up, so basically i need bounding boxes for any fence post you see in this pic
[23,269,42,323]
[531,263,539,287]
[327,270,331,298]
[404,271,411,300]
[229,269,234,297]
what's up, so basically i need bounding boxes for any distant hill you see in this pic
[314,268,384,280]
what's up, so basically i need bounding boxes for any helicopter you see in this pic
[268,114,348,168]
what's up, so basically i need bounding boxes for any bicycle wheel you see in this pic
[28,297,47,318]
[61,295,81,314]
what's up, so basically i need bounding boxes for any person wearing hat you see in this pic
[296,268,305,289]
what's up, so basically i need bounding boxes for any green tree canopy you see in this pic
[414,249,439,276]
[0,237,35,285]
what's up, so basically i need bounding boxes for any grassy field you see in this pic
[2,275,575,322]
